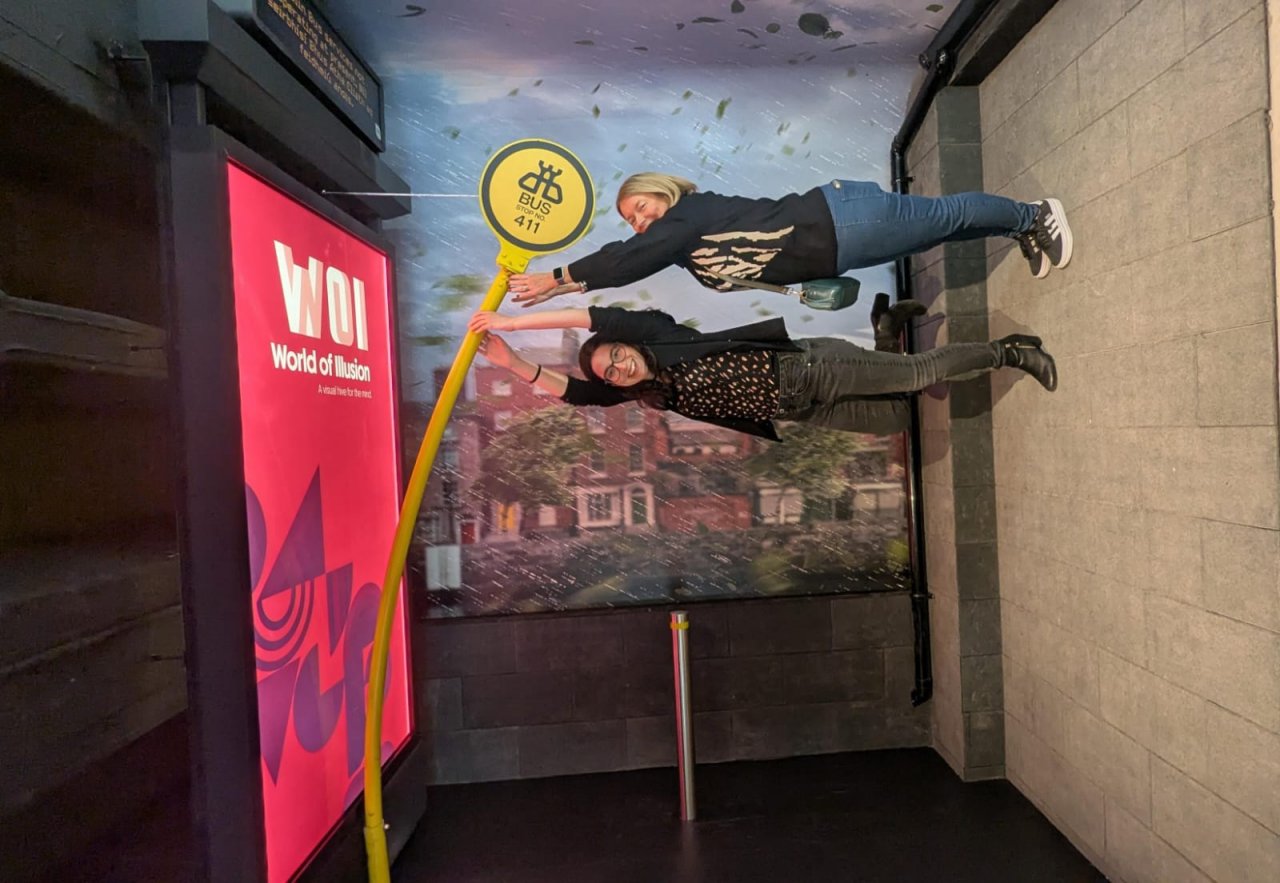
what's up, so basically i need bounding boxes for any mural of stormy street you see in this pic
[321,1,953,616]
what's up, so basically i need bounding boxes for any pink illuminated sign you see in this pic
[226,162,413,882]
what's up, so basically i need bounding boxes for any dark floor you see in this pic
[51,748,1101,882]
[394,749,1104,883]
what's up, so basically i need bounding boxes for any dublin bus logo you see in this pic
[518,161,564,205]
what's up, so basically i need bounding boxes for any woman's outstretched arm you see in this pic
[506,271,586,308]
[468,308,592,334]
[475,332,569,398]
[509,218,698,307]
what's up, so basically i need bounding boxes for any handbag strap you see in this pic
[702,269,795,297]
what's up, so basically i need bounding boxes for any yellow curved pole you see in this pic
[363,259,523,882]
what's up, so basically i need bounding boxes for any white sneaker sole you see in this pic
[1043,197,1073,269]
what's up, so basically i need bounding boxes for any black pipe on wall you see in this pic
[890,0,1000,707]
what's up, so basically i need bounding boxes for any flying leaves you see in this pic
[797,13,841,40]
[797,13,829,36]
[407,334,450,347]
[431,274,486,311]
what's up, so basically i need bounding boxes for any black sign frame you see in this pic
[160,124,425,883]
[219,0,387,152]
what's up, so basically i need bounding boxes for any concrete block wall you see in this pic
[974,0,1280,880]
[417,594,929,784]
[906,87,1008,781]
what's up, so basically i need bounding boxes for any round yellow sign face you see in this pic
[478,140,594,254]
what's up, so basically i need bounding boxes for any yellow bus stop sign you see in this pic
[364,139,592,883]
[479,138,595,269]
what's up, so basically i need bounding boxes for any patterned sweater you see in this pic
[567,188,837,292]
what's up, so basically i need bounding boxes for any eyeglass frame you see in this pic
[602,343,630,385]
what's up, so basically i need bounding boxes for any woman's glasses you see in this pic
[603,344,628,384]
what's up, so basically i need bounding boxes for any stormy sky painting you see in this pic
[317,1,955,615]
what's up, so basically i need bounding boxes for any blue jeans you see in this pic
[774,338,999,435]
[820,180,1038,271]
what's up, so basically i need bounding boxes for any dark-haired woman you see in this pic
[507,172,1073,308]
[467,306,1056,440]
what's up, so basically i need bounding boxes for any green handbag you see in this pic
[705,270,860,311]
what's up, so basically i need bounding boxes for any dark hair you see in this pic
[579,335,673,409]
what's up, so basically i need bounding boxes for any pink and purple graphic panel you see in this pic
[227,161,412,882]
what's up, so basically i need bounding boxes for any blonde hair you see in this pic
[616,172,698,209]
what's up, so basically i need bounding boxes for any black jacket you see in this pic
[560,306,801,441]
[567,188,837,292]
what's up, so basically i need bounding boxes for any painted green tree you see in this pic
[745,423,868,520]
[476,408,598,506]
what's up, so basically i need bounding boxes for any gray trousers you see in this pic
[774,337,999,435]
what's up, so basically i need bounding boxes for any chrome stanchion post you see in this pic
[670,610,696,821]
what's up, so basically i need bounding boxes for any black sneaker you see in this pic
[1031,197,1073,269]
[1017,228,1050,279]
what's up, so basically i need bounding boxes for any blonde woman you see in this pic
[508,172,1073,306]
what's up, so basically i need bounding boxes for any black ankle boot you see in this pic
[995,334,1058,391]
[873,298,927,353]
[870,293,891,336]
